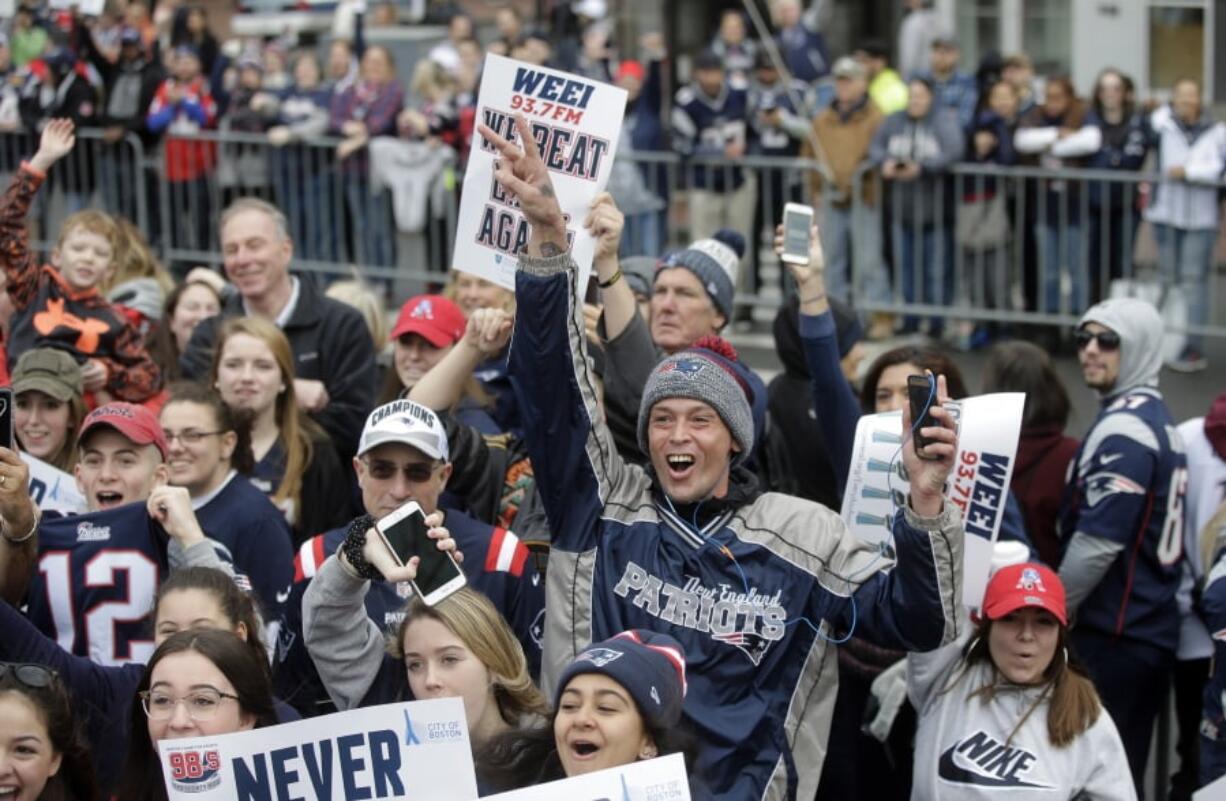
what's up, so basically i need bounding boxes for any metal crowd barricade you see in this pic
[0,128,149,256]
[614,150,823,308]
[851,162,1226,340]
[0,127,459,289]
[148,129,459,289]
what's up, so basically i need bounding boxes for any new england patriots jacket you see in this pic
[509,252,965,801]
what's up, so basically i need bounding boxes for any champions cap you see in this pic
[358,400,449,461]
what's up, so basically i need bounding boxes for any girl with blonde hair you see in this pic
[210,316,353,545]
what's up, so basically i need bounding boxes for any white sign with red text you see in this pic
[841,393,1025,607]
[486,753,691,801]
[157,698,476,801]
[453,54,627,294]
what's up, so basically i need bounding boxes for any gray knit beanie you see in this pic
[657,235,740,319]
[638,337,754,466]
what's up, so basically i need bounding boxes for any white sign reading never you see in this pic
[158,698,477,801]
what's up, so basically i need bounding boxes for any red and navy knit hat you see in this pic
[637,336,754,465]
[556,630,688,729]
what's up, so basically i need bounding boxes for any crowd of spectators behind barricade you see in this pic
[0,2,1224,801]
[0,0,1221,366]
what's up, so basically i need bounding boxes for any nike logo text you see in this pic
[938,731,1050,789]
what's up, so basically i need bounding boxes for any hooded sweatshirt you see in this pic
[1144,104,1226,231]
[1057,298,1186,652]
[907,626,1135,800]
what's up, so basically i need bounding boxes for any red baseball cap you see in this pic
[78,403,169,459]
[389,295,466,348]
[982,562,1067,626]
[616,59,645,83]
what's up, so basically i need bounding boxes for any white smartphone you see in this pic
[781,202,814,265]
[374,501,466,606]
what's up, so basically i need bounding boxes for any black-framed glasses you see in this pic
[1074,329,1121,352]
[0,662,57,689]
[139,688,240,721]
[360,458,442,484]
[163,429,225,445]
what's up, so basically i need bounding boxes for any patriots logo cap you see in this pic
[390,294,465,347]
[982,562,1067,626]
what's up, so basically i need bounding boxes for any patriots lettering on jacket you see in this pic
[938,730,1051,789]
[613,561,786,665]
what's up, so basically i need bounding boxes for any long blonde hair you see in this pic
[105,218,175,296]
[388,587,547,723]
[210,317,320,514]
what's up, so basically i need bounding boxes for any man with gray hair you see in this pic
[179,197,375,457]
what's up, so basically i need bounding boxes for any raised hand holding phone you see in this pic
[900,372,958,517]
[371,505,465,603]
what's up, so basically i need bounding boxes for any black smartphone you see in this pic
[584,275,601,305]
[907,374,938,460]
[374,501,466,605]
[0,388,12,450]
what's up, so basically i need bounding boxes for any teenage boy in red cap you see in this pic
[0,402,233,666]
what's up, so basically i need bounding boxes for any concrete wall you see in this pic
[1070,0,1146,95]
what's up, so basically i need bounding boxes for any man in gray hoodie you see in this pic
[1057,297,1188,794]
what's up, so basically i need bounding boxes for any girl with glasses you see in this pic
[0,662,98,801]
[116,629,277,801]
[210,316,354,547]
[158,382,294,626]
[0,567,299,793]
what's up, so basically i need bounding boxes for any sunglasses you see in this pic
[1074,329,1120,351]
[361,458,441,484]
[0,662,57,689]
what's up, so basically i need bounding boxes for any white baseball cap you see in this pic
[357,400,449,461]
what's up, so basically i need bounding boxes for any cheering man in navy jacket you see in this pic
[480,113,966,801]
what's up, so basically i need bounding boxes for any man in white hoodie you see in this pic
[1144,77,1226,373]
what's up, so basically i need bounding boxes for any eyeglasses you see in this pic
[361,458,441,483]
[1074,329,1121,351]
[139,688,240,721]
[163,429,225,445]
[0,662,57,689]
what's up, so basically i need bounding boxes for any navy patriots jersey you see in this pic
[275,508,545,715]
[1059,387,1187,651]
[193,473,294,622]
[26,502,170,666]
[671,82,749,191]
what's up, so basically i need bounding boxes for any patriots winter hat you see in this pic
[657,230,745,320]
[556,630,688,729]
[638,336,754,465]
